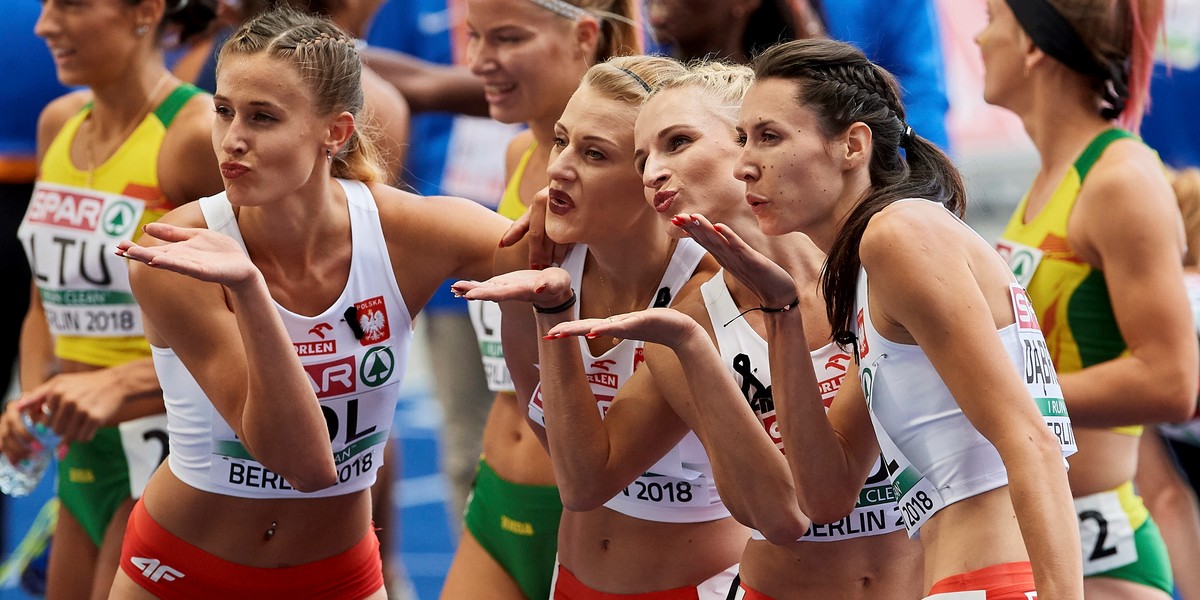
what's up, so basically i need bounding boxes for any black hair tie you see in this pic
[722,297,800,327]
[534,291,578,315]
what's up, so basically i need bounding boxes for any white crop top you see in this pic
[854,266,1076,536]
[529,239,730,523]
[154,179,412,499]
[702,271,904,542]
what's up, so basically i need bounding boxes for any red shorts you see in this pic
[926,561,1037,599]
[730,577,772,599]
[552,561,735,600]
[119,499,384,599]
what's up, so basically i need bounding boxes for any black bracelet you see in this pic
[533,291,577,314]
[760,297,800,313]
[722,297,800,327]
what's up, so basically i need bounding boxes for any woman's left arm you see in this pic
[1065,148,1198,426]
[864,207,1083,599]
[375,187,512,314]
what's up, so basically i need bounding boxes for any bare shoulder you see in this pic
[1080,139,1176,216]
[36,91,91,158]
[1075,138,1182,260]
[859,200,960,271]
[160,90,222,206]
[135,202,209,248]
[371,183,503,225]
[505,130,536,178]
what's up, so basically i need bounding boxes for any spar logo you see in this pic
[102,200,138,237]
[304,356,356,398]
[359,346,395,387]
[27,187,105,231]
[353,296,390,345]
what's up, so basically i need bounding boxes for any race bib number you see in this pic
[20,183,147,338]
[614,474,709,509]
[923,592,988,600]
[469,300,513,393]
[209,395,390,494]
[1076,490,1138,575]
[1011,284,1077,456]
[996,238,1044,288]
[118,413,170,498]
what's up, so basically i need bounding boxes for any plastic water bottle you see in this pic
[0,414,60,498]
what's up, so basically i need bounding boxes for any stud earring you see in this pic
[326,148,332,159]
[135,24,150,36]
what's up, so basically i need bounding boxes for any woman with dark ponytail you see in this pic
[548,38,1084,598]
[1,0,221,597]
[979,1,1195,597]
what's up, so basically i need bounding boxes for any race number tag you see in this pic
[19,183,148,338]
[996,238,1044,288]
[119,413,170,498]
[1075,489,1138,575]
[469,300,514,393]
[608,448,714,512]
[923,592,988,600]
[1011,284,1077,457]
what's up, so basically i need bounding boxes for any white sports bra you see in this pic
[702,271,903,542]
[155,179,412,499]
[529,239,731,523]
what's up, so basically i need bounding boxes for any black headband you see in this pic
[1003,0,1127,118]
[617,66,652,93]
[1004,0,1105,79]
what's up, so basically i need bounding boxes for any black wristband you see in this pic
[760,297,800,313]
[722,297,800,327]
[533,291,577,314]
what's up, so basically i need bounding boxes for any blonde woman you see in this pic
[441,1,641,599]
[111,8,508,597]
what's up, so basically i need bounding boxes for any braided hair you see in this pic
[218,6,386,183]
[751,38,966,342]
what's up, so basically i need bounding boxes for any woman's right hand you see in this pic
[452,267,573,307]
[672,213,798,306]
[498,187,572,269]
[0,402,37,464]
[116,222,261,289]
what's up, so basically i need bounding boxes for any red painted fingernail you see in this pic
[29,441,43,454]
[535,284,547,293]
[585,332,600,339]
[542,334,557,340]
[56,444,68,461]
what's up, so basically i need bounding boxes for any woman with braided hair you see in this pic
[978,1,1195,597]
[3,0,220,597]
[109,7,509,598]
[546,38,1084,598]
